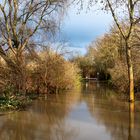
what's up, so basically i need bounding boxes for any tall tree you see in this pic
[77,0,140,102]
[105,0,140,102]
[0,0,67,93]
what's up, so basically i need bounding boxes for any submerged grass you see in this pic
[0,85,33,111]
[0,95,31,111]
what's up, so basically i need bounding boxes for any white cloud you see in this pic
[59,1,113,54]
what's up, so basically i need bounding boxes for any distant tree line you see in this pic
[72,23,140,94]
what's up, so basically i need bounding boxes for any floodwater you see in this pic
[0,81,140,140]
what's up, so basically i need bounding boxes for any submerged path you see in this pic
[0,82,140,140]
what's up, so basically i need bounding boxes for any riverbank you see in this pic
[0,93,38,112]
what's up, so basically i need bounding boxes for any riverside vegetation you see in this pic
[0,47,81,111]
[0,0,140,110]
[73,0,140,102]
[72,23,140,96]
[0,0,80,111]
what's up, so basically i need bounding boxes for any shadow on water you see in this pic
[0,81,140,140]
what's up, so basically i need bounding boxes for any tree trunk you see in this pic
[126,42,134,102]
[16,51,27,94]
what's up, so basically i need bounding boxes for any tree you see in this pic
[26,47,80,94]
[70,55,95,78]
[0,0,67,93]
[87,33,118,80]
[87,24,140,94]
[77,0,140,102]
[105,0,140,102]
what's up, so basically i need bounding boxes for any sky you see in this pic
[58,1,113,55]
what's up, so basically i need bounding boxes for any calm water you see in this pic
[0,82,140,140]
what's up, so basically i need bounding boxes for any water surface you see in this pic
[0,82,140,140]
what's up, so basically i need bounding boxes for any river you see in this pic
[0,81,140,140]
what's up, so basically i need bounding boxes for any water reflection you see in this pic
[0,93,80,140]
[82,82,140,140]
[128,103,135,140]
[0,82,140,140]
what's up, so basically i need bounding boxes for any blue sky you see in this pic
[58,1,113,55]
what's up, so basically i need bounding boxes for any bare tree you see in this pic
[76,0,140,102]
[0,0,67,93]
[105,0,140,102]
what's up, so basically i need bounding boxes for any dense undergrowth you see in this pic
[0,49,81,111]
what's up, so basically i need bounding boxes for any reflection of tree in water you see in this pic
[82,82,140,140]
[0,83,140,140]
[0,92,81,140]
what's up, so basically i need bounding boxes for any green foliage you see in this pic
[0,82,31,111]
[71,55,95,78]
[0,94,31,111]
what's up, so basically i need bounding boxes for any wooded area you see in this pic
[74,0,140,102]
[0,0,140,110]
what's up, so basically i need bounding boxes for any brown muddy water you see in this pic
[0,81,140,140]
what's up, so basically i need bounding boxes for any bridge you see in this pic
[83,78,98,81]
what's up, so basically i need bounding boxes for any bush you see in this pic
[27,49,81,94]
